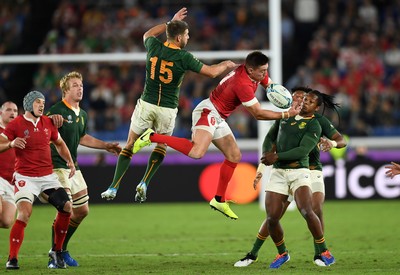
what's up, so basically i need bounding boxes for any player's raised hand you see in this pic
[172,7,187,21]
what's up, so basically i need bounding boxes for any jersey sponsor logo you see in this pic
[18,180,26,188]
[44,128,49,136]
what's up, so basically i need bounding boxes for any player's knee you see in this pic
[72,198,89,220]
[47,188,72,213]
[266,215,279,227]
[189,148,207,159]
[0,217,14,229]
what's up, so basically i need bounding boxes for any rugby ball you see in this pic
[266,84,293,109]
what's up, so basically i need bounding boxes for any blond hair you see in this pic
[59,71,83,98]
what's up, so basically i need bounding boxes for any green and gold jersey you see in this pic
[141,36,204,109]
[309,113,339,171]
[46,100,88,170]
[265,115,321,169]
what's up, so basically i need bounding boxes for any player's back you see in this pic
[142,37,203,109]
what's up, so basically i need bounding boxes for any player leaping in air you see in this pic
[133,51,301,220]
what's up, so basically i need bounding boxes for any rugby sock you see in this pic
[140,146,166,186]
[150,134,193,156]
[250,233,268,256]
[275,238,287,255]
[215,159,237,202]
[62,218,80,250]
[314,242,319,257]
[9,220,26,259]
[53,212,71,251]
[314,237,328,254]
[109,148,133,189]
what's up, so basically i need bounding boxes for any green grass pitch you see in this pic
[0,200,399,274]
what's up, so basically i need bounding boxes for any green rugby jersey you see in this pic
[309,113,339,171]
[263,115,321,169]
[46,100,88,170]
[141,36,204,109]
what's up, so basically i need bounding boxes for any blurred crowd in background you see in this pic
[1,0,400,140]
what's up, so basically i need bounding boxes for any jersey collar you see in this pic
[63,99,80,115]
[164,41,181,49]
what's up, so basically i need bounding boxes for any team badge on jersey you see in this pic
[299,122,307,129]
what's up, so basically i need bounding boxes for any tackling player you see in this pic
[133,51,301,219]
[0,91,75,270]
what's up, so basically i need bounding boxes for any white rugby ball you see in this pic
[266,84,293,109]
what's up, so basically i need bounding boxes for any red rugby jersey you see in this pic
[1,115,59,177]
[209,64,269,119]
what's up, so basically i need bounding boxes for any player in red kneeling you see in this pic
[134,51,301,220]
[0,91,75,270]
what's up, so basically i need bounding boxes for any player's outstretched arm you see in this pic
[80,134,122,156]
[200,60,238,78]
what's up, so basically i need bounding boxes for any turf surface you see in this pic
[0,200,399,274]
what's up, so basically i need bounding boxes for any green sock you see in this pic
[275,239,287,255]
[250,233,267,256]
[62,219,80,250]
[140,146,166,186]
[109,148,133,189]
[315,237,328,254]
[314,242,319,256]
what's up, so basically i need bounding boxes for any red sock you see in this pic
[150,133,193,156]
[216,159,237,201]
[53,212,71,251]
[9,220,27,259]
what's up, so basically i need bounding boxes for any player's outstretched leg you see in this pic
[209,198,238,220]
[133,128,154,153]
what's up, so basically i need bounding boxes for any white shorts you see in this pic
[310,170,325,194]
[286,169,324,202]
[266,168,311,196]
[130,99,178,135]
[14,172,62,204]
[53,169,87,195]
[192,98,233,140]
[0,177,15,205]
